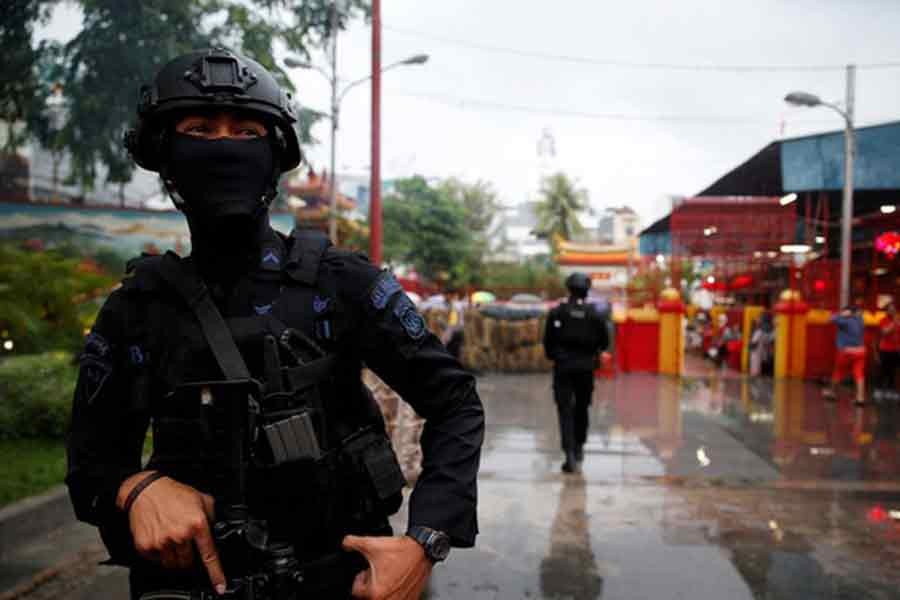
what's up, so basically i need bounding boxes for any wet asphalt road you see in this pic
[9,372,900,599]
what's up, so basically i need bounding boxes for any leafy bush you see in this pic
[0,352,76,440]
[0,243,116,354]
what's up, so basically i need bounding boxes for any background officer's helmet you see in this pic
[124,48,302,190]
[565,272,591,298]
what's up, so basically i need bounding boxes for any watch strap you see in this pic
[406,526,450,562]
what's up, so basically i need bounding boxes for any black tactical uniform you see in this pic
[542,273,608,473]
[65,48,484,599]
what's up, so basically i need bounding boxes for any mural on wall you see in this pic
[0,201,296,266]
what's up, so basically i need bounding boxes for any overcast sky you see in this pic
[39,1,900,229]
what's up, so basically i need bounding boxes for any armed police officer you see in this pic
[542,273,609,474]
[66,48,484,600]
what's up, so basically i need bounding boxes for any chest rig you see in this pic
[124,229,405,595]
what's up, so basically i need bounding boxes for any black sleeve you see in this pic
[65,290,150,562]
[543,307,558,361]
[329,252,485,548]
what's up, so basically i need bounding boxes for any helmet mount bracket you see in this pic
[185,51,258,95]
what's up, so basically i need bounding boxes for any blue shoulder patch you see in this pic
[393,295,427,340]
[371,274,403,310]
[313,295,331,314]
[84,332,110,358]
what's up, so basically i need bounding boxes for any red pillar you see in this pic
[369,0,382,266]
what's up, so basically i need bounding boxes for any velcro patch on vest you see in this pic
[570,309,586,319]
[371,274,403,310]
[393,295,426,340]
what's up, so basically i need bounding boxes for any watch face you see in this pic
[430,533,451,561]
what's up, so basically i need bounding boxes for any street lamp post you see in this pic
[284,51,428,246]
[784,64,856,308]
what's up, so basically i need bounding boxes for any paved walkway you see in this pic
[6,373,900,599]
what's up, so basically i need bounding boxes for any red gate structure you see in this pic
[669,196,798,304]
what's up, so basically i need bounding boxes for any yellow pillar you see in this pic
[774,290,808,378]
[657,288,684,376]
[741,305,765,373]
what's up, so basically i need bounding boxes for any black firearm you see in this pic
[140,329,405,600]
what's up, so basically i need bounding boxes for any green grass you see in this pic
[0,438,67,508]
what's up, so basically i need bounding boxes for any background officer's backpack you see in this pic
[554,302,599,350]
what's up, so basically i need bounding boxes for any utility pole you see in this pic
[370,0,382,265]
[328,1,339,244]
[839,64,856,308]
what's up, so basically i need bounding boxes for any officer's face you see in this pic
[175,110,267,140]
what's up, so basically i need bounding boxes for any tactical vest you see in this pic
[553,301,600,351]
[120,229,405,562]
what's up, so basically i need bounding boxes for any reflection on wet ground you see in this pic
[428,373,900,599]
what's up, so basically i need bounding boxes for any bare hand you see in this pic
[117,471,226,594]
[342,535,433,599]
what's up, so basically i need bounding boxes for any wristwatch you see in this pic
[406,526,452,563]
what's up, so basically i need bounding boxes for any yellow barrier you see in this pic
[657,288,684,376]
[774,290,807,378]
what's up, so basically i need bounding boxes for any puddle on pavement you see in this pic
[443,373,900,600]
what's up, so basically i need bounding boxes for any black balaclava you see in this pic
[167,132,276,281]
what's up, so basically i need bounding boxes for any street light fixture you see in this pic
[779,193,798,206]
[284,52,429,243]
[784,91,824,108]
[783,64,856,308]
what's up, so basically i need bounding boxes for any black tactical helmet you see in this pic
[124,48,302,174]
[565,272,592,297]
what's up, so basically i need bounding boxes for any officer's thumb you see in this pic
[341,534,374,557]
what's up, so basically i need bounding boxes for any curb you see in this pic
[0,485,75,559]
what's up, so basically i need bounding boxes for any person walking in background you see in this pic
[709,313,738,367]
[749,312,775,376]
[831,305,867,405]
[543,273,609,474]
[878,303,900,399]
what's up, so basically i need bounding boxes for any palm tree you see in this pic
[534,173,588,242]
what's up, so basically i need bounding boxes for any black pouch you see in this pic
[341,427,406,517]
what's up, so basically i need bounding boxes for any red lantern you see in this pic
[730,274,753,290]
[875,231,900,258]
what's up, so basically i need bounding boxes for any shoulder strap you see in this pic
[155,253,251,381]
[285,227,332,286]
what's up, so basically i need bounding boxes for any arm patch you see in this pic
[370,273,403,310]
[393,295,427,340]
[77,331,116,406]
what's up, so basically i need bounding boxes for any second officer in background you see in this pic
[543,273,609,473]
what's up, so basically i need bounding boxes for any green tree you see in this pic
[534,172,588,243]
[0,1,57,153]
[438,177,501,287]
[50,0,367,198]
[382,176,474,286]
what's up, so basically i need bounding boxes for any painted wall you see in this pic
[0,201,295,265]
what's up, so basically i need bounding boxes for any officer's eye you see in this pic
[234,124,266,138]
[183,124,211,136]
